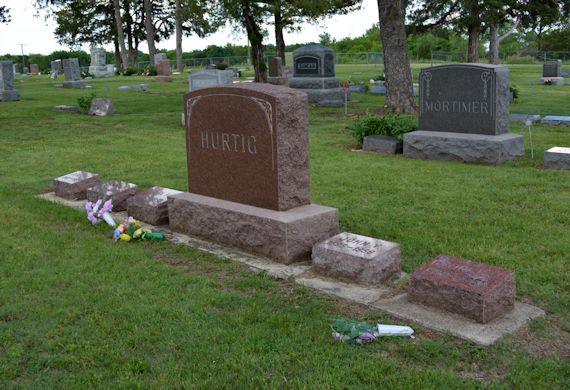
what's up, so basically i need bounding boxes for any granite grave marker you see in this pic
[544,146,570,170]
[53,171,101,200]
[156,59,172,82]
[127,186,182,225]
[409,255,516,323]
[404,64,524,164]
[312,232,401,285]
[0,61,21,102]
[168,83,339,263]
[288,44,344,107]
[62,58,85,89]
[30,64,39,75]
[87,180,139,211]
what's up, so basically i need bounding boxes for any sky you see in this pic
[0,0,379,56]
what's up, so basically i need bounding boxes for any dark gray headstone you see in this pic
[363,135,403,154]
[0,61,21,102]
[154,53,167,64]
[419,64,509,136]
[292,44,335,78]
[370,85,386,95]
[543,60,562,78]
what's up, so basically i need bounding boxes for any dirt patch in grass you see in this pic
[508,318,570,360]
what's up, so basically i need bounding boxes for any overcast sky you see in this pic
[0,0,379,56]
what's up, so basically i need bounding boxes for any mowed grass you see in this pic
[0,64,569,388]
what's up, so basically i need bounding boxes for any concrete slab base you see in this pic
[404,130,525,165]
[37,191,546,346]
[541,115,570,126]
[371,294,545,346]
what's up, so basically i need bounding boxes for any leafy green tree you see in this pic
[0,5,10,24]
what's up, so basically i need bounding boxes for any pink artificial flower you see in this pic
[356,332,376,344]
[85,202,93,212]
[332,332,344,342]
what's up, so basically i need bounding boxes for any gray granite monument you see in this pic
[50,60,63,79]
[154,53,167,65]
[62,58,85,89]
[404,64,524,165]
[288,44,344,107]
[544,147,570,170]
[189,69,234,91]
[89,46,114,77]
[0,61,21,102]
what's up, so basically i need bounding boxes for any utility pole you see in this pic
[17,43,27,73]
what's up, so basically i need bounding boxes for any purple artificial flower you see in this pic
[356,332,376,344]
[85,202,93,212]
[98,199,113,216]
[87,212,99,225]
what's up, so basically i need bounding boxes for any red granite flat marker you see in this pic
[409,255,515,323]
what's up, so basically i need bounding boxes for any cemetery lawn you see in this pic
[1,64,569,388]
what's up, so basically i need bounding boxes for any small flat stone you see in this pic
[53,105,78,112]
[510,114,541,124]
[408,255,516,324]
[349,84,366,93]
[118,86,131,91]
[53,171,100,200]
[127,186,182,225]
[363,135,403,154]
[541,115,570,126]
[370,85,386,95]
[544,146,570,170]
[312,232,401,285]
[87,180,138,211]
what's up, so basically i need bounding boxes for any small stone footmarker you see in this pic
[544,147,570,170]
[312,232,401,285]
[127,186,182,225]
[540,116,570,126]
[86,180,138,212]
[409,255,515,324]
[53,171,100,200]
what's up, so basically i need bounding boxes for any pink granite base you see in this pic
[409,255,516,323]
[168,192,339,264]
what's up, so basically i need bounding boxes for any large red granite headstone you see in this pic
[408,255,515,323]
[184,83,310,211]
[169,83,339,264]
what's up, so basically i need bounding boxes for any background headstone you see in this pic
[89,98,113,116]
[267,56,286,86]
[62,58,85,89]
[154,53,167,64]
[53,171,100,200]
[543,60,562,77]
[30,64,39,75]
[50,60,63,78]
[0,61,21,102]
[544,146,570,170]
[288,44,344,107]
[189,69,233,90]
[156,59,172,82]
[89,46,113,77]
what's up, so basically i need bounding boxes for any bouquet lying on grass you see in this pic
[85,198,165,242]
[331,317,414,345]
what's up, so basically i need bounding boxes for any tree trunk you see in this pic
[112,0,128,70]
[467,24,479,62]
[377,0,415,113]
[113,37,121,72]
[274,7,286,65]
[124,0,136,66]
[143,0,156,66]
[489,24,499,64]
[242,1,266,82]
[175,0,183,72]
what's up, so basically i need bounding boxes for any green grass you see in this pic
[1,64,569,388]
